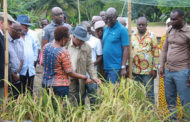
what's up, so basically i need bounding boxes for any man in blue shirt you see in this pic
[103,7,129,83]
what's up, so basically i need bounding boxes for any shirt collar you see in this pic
[108,21,119,29]
[0,29,4,36]
[70,39,80,49]
[134,31,150,40]
[8,33,14,43]
[51,21,64,26]
[180,23,189,32]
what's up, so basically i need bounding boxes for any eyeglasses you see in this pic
[137,24,147,27]
[11,27,22,33]
[53,12,64,17]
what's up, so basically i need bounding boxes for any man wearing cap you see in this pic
[103,7,129,83]
[65,25,101,105]
[0,12,15,103]
[16,15,39,94]
[94,20,106,78]
[42,7,72,47]
[94,20,105,43]
[81,21,103,104]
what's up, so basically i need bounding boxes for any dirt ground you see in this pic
[132,26,166,37]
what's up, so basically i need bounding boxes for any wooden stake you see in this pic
[128,0,132,79]
[3,0,8,111]
[77,0,81,24]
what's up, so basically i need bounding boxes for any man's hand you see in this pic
[121,68,127,78]
[150,70,157,79]
[159,67,164,77]
[188,77,190,87]
[85,78,92,84]
[93,78,101,84]
[12,73,20,83]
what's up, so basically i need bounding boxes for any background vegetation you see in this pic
[0,0,189,27]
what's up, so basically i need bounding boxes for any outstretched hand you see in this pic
[93,78,101,84]
[85,78,92,84]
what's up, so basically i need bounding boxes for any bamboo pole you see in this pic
[77,0,81,24]
[3,0,8,111]
[128,0,132,78]
[120,0,127,16]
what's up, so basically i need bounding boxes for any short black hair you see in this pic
[41,18,49,23]
[171,9,184,17]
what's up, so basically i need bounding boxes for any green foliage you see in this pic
[157,0,190,23]
[0,79,170,121]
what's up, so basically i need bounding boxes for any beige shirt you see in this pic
[160,23,190,71]
[67,40,80,72]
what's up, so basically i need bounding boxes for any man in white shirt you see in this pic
[82,21,103,104]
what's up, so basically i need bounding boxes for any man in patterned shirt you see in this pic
[132,17,159,103]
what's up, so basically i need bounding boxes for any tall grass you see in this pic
[0,78,169,121]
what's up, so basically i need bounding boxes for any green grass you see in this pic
[0,78,183,121]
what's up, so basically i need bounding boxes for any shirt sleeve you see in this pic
[42,27,49,41]
[152,35,159,70]
[60,50,73,73]
[19,40,24,60]
[121,27,130,46]
[32,37,38,61]
[96,39,103,56]
[160,32,169,68]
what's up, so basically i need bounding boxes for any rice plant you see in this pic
[0,78,169,121]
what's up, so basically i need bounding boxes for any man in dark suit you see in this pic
[0,12,16,103]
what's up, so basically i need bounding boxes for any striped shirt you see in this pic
[8,33,24,72]
[42,43,73,86]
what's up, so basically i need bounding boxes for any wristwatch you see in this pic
[121,65,126,69]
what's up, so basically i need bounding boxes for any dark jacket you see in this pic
[0,32,5,87]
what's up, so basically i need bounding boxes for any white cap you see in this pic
[92,16,102,24]
[94,20,105,30]
[166,18,170,24]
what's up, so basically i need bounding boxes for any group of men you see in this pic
[0,14,40,100]
[0,5,189,121]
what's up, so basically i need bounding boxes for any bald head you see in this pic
[52,7,62,15]
[51,7,64,25]
[137,17,147,25]
[81,21,92,34]
[100,11,106,22]
[105,7,118,27]
[92,16,102,25]
[117,17,127,27]
[9,22,22,40]
[136,17,147,34]
[106,7,117,17]
[81,21,90,27]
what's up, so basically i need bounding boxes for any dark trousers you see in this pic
[20,70,34,95]
[42,84,69,98]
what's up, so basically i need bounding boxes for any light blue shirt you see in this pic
[8,33,21,73]
[20,31,38,76]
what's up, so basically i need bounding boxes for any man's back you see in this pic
[0,32,4,82]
